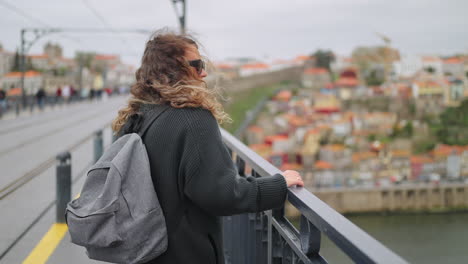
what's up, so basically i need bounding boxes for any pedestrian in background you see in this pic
[0,88,6,116]
[89,88,95,101]
[55,86,62,105]
[80,86,90,100]
[35,87,46,110]
[70,85,76,102]
[112,30,304,264]
[62,84,71,104]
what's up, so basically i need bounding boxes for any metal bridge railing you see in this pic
[220,128,408,264]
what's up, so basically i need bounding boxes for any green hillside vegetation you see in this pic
[432,99,468,145]
[222,81,290,133]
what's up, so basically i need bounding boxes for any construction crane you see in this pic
[375,32,391,46]
[375,32,394,82]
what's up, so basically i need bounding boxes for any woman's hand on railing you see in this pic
[282,170,304,187]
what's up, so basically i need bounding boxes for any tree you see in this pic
[11,50,36,72]
[312,50,335,72]
[11,50,20,72]
[367,134,377,142]
[391,121,413,138]
[75,52,95,69]
[26,57,35,71]
[433,99,468,145]
[365,68,384,86]
[424,66,435,74]
[414,139,436,154]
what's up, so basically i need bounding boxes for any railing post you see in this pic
[299,215,321,258]
[94,130,103,162]
[56,151,71,223]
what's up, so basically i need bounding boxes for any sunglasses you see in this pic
[188,59,205,75]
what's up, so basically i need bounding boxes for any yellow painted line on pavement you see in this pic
[22,194,80,264]
[22,223,68,264]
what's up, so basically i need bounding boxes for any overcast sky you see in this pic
[1,0,467,66]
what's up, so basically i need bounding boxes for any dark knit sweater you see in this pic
[125,103,288,264]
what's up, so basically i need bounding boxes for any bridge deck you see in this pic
[0,96,126,264]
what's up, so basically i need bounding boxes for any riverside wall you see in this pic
[286,183,468,216]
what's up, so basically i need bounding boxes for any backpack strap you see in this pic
[138,104,170,137]
[139,104,188,227]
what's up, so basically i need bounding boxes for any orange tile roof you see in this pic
[323,144,345,152]
[274,90,292,101]
[4,71,41,78]
[316,124,331,130]
[304,67,328,75]
[333,119,349,125]
[343,111,355,118]
[249,143,271,151]
[280,162,303,171]
[352,151,377,162]
[288,116,307,127]
[294,55,311,62]
[306,128,320,135]
[391,150,411,158]
[6,87,22,96]
[95,54,118,60]
[216,63,234,69]
[283,113,306,123]
[265,134,289,143]
[410,155,433,164]
[241,63,269,69]
[335,77,359,87]
[247,125,264,133]
[314,160,333,170]
[28,54,48,59]
[443,57,462,64]
[431,144,464,157]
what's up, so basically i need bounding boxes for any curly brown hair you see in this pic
[112,30,231,133]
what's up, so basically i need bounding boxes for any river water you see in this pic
[316,212,468,263]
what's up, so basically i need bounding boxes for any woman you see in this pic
[112,30,304,264]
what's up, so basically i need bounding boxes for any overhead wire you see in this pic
[0,0,145,63]
[0,0,90,50]
[80,0,139,53]
[0,0,48,27]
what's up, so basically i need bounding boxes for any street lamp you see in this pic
[171,0,186,34]
[19,28,61,107]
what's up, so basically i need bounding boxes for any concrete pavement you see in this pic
[0,95,127,263]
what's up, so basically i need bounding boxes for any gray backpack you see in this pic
[65,105,169,264]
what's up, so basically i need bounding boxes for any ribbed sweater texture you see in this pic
[125,103,288,264]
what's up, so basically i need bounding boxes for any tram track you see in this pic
[0,102,96,136]
[0,103,119,199]
[0,101,121,158]
[0,97,125,260]
[0,125,106,200]
[0,159,94,261]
